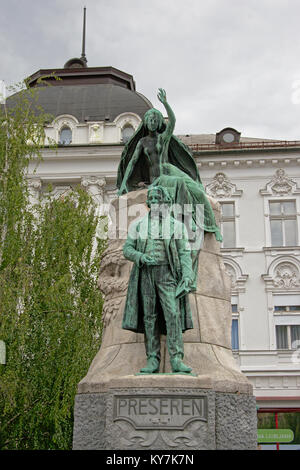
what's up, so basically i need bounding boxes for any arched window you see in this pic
[121,125,134,143]
[59,126,72,145]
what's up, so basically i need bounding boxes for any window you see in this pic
[59,126,72,145]
[269,200,297,246]
[215,127,241,145]
[276,325,300,349]
[231,303,239,350]
[231,318,239,350]
[122,125,134,143]
[274,305,300,313]
[220,202,236,248]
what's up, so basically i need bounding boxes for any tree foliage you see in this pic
[0,83,105,449]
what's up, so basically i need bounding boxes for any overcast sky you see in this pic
[1,0,300,139]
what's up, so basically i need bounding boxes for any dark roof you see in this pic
[6,65,153,123]
[7,83,152,122]
[26,66,137,90]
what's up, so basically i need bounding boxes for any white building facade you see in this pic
[189,137,300,414]
[9,62,299,422]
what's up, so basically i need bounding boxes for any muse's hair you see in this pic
[147,185,172,205]
[143,108,164,132]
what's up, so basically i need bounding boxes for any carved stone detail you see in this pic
[27,178,42,190]
[260,168,300,196]
[114,112,141,131]
[47,185,73,200]
[98,247,131,329]
[206,173,242,198]
[81,176,107,205]
[224,263,237,289]
[102,298,123,328]
[115,420,205,448]
[223,259,248,293]
[273,263,300,289]
[27,178,42,204]
[81,176,106,191]
[53,114,78,131]
[89,123,103,143]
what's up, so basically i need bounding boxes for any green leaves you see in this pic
[0,83,106,449]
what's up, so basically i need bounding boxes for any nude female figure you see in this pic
[118,88,175,194]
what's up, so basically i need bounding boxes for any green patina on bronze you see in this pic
[117,89,222,374]
[117,89,222,242]
[122,186,194,374]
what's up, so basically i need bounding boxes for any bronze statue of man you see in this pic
[122,185,194,374]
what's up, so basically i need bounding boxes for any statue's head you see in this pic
[147,185,172,209]
[143,108,164,133]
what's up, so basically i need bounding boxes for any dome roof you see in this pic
[7,66,152,123]
[17,83,152,122]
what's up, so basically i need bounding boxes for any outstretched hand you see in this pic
[157,88,167,105]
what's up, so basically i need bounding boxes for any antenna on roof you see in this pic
[64,7,88,68]
[81,6,88,66]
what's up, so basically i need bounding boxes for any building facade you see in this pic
[8,61,300,436]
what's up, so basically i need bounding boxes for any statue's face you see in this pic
[147,188,170,218]
[147,190,163,206]
[146,112,160,132]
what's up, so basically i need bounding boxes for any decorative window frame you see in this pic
[206,173,243,249]
[43,185,74,202]
[215,127,241,145]
[223,258,249,294]
[262,256,300,293]
[264,197,300,247]
[205,172,243,199]
[262,256,300,350]
[260,168,300,247]
[224,258,248,350]
[219,200,239,248]
[114,112,141,143]
[51,114,79,145]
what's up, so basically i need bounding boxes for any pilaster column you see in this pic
[81,176,106,206]
[27,178,42,205]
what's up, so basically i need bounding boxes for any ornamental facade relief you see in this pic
[260,168,300,196]
[273,262,300,289]
[205,173,242,199]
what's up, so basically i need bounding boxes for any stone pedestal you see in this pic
[72,190,257,450]
[73,375,257,450]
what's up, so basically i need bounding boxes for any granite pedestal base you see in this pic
[72,375,257,450]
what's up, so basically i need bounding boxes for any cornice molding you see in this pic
[196,156,300,170]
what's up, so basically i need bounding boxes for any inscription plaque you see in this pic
[113,395,207,430]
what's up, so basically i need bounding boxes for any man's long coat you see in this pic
[122,214,194,335]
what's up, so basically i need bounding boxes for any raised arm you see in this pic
[157,88,176,139]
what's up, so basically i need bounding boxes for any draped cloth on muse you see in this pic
[117,120,200,191]
[116,121,222,243]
